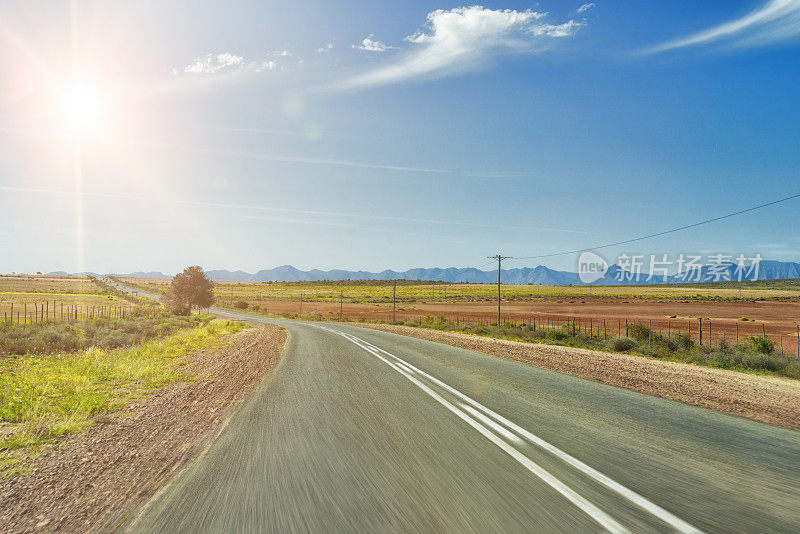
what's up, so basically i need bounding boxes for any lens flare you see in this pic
[61,84,103,133]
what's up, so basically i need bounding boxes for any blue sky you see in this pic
[1,1,800,274]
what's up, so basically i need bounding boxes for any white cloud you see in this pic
[178,51,289,75]
[334,6,583,90]
[249,60,277,72]
[183,53,244,74]
[317,43,334,53]
[352,35,395,52]
[647,0,800,53]
[577,3,595,14]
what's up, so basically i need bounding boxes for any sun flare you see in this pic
[61,84,103,133]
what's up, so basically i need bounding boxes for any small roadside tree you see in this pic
[162,266,215,315]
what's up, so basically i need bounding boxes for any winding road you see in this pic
[109,280,800,533]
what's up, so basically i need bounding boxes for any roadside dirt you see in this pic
[0,325,285,534]
[353,323,800,431]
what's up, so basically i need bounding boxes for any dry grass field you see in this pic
[0,275,140,322]
[114,277,800,302]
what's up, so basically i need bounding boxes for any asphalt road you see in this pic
[108,280,800,533]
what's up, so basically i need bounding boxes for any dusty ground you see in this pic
[0,325,285,534]
[353,323,800,431]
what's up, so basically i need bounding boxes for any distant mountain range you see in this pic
[41,260,800,285]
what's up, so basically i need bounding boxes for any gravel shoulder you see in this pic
[0,325,285,534]
[352,323,800,431]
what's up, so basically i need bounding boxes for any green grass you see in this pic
[0,319,246,471]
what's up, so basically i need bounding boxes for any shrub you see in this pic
[674,333,694,350]
[250,304,260,311]
[527,329,547,340]
[608,336,638,352]
[637,345,662,358]
[170,305,191,316]
[233,300,248,310]
[747,336,774,355]
[546,330,568,341]
[627,324,653,343]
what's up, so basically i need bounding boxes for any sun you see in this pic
[61,84,104,134]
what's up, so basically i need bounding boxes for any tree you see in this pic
[162,266,215,315]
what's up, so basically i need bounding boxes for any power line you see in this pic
[510,191,800,261]
[473,259,496,270]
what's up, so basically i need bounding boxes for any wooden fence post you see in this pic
[699,318,703,347]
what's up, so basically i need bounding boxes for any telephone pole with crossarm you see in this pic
[487,254,512,326]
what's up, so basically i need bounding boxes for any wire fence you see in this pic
[1,301,143,325]
[284,310,800,358]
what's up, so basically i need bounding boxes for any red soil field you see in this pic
[250,298,800,352]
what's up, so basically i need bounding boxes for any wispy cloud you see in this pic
[0,186,592,235]
[577,3,596,14]
[333,6,583,91]
[175,51,290,75]
[317,43,334,53]
[352,35,396,52]
[646,0,800,53]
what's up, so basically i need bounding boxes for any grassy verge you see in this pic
[0,319,246,473]
[346,315,800,381]
[0,311,214,355]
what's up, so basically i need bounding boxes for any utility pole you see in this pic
[488,254,511,326]
[299,292,303,318]
[340,291,343,321]
[393,281,397,323]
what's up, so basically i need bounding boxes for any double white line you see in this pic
[320,326,704,534]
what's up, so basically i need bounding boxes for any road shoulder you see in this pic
[0,325,285,534]
[352,323,800,431]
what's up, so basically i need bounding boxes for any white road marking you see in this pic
[328,329,630,534]
[324,326,705,534]
[459,403,525,445]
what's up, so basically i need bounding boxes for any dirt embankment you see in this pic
[0,325,285,534]
[353,323,800,431]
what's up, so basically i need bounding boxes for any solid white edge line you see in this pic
[334,331,630,534]
[336,328,704,534]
